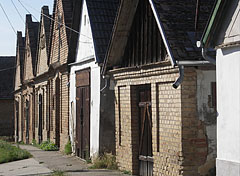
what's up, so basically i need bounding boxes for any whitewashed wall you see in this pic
[69,0,101,158]
[216,46,240,175]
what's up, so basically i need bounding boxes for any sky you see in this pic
[0,0,53,56]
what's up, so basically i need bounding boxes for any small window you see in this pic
[84,15,86,26]
[209,82,216,110]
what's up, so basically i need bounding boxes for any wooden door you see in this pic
[138,86,153,176]
[55,77,60,147]
[25,100,30,144]
[76,69,90,159]
[38,94,43,144]
[15,101,19,141]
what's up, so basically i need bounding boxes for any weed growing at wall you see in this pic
[40,140,58,151]
[64,141,72,155]
[89,153,118,170]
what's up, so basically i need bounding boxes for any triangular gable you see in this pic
[49,0,74,65]
[36,6,51,76]
[121,0,167,67]
[23,15,39,81]
[74,0,95,63]
[102,0,215,73]
[15,32,25,90]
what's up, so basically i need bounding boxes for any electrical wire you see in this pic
[0,2,17,35]
[11,0,25,23]
[17,0,38,21]
[18,0,92,40]
[0,64,19,72]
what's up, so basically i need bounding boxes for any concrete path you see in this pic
[0,158,51,176]
[17,145,125,176]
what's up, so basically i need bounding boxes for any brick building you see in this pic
[69,0,119,159]
[102,0,217,175]
[21,15,39,144]
[0,56,15,137]
[34,6,52,144]
[14,31,25,142]
[47,0,81,151]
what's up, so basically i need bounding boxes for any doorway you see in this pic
[55,77,60,147]
[15,101,19,141]
[38,94,43,144]
[138,85,153,176]
[75,69,90,159]
[25,100,29,144]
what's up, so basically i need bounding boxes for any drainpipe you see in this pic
[172,59,212,89]
[100,75,109,92]
[172,65,184,89]
[201,47,216,65]
[197,41,216,65]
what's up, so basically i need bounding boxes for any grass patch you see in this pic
[64,141,72,155]
[122,170,132,175]
[89,153,118,170]
[49,170,66,176]
[0,140,32,164]
[40,140,58,151]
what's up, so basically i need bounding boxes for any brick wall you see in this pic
[60,73,69,151]
[111,61,208,176]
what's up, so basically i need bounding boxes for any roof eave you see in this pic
[200,0,227,48]
[149,0,177,67]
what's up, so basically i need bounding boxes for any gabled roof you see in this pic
[152,0,215,61]
[16,31,25,83]
[0,57,16,99]
[86,0,120,63]
[25,15,39,76]
[35,6,51,75]
[102,0,215,73]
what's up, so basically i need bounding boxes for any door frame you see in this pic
[137,85,153,176]
[75,68,91,159]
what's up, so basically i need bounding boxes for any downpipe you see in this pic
[172,65,184,89]
[100,75,109,92]
[202,48,216,65]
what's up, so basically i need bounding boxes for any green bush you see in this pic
[89,153,118,170]
[64,141,72,155]
[40,140,58,151]
[0,140,32,164]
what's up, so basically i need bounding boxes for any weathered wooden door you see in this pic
[138,86,153,176]
[76,69,90,159]
[55,77,60,147]
[15,101,19,141]
[25,100,29,144]
[38,94,43,144]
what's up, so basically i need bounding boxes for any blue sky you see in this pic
[0,0,53,56]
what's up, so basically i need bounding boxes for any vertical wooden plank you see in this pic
[151,18,157,62]
[140,1,144,65]
[147,3,152,64]
[143,0,148,65]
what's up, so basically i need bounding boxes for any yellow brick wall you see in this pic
[111,62,204,176]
